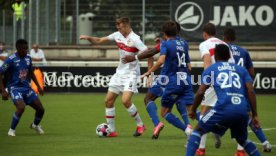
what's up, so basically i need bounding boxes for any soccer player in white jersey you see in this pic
[80,17,147,137]
[196,22,235,156]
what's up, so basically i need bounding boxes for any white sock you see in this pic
[199,115,207,149]
[262,140,269,145]
[237,144,244,150]
[127,104,143,126]
[105,107,115,132]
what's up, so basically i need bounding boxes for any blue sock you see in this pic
[146,101,160,127]
[176,103,189,125]
[164,112,186,131]
[186,131,202,156]
[249,119,267,143]
[11,113,21,130]
[243,140,261,156]
[33,116,42,125]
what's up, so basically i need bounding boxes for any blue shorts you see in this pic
[161,77,194,109]
[199,108,249,140]
[9,87,39,105]
[149,78,164,97]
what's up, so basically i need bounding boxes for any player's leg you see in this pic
[28,98,45,134]
[8,100,26,136]
[145,81,165,138]
[232,115,261,156]
[197,88,221,155]
[105,90,118,136]
[186,124,206,156]
[121,91,145,136]
[248,118,272,152]
[176,88,194,135]
[8,89,26,136]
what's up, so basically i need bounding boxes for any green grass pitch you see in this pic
[0,94,275,156]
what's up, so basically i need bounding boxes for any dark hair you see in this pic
[16,39,28,50]
[203,22,216,36]
[0,41,5,45]
[162,21,177,37]
[223,28,236,42]
[215,44,230,61]
[175,21,181,33]
[116,17,131,26]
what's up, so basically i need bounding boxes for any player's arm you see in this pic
[247,67,255,79]
[246,82,259,128]
[121,47,159,63]
[30,68,44,95]
[79,35,109,44]
[147,57,154,70]
[0,56,7,61]
[187,63,192,72]
[189,84,209,119]
[202,54,212,69]
[142,55,165,77]
[246,51,255,79]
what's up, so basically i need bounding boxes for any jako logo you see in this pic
[175,2,204,31]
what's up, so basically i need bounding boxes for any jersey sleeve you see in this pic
[107,32,118,41]
[160,41,167,56]
[245,51,253,69]
[242,67,253,83]
[0,57,12,74]
[199,42,210,58]
[134,38,147,52]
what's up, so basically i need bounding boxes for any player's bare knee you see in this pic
[105,99,114,108]
[16,106,25,115]
[122,99,131,108]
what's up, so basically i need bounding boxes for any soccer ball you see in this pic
[96,123,112,137]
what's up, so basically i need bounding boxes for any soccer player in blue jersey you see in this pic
[142,21,194,139]
[186,44,261,156]
[224,28,272,155]
[0,39,45,136]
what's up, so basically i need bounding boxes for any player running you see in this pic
[80,17,146,137]
[186,44,261,156]
[0,39,45,136]
[141,21,194,139]
[223,28,272,155]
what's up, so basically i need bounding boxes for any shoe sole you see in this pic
[152,125,164,140]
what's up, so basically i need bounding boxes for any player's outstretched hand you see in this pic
[251,116,260,129]
[146,76,153,88]
[79,35,89,40]
[2,90,9,100]
[121,55,136,64]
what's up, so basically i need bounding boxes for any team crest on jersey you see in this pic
[126,39,134,47]
[25,58,30,66]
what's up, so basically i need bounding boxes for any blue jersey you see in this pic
[202,62,253,113]
[228,44,253,69]
[160,38,190,77]
[0,53,33,90]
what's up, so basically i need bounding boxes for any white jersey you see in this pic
[199,37,234,64]
[107,31,147,76]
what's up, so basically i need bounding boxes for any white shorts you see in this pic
[201,86,217,107]
[108,73,138,94]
